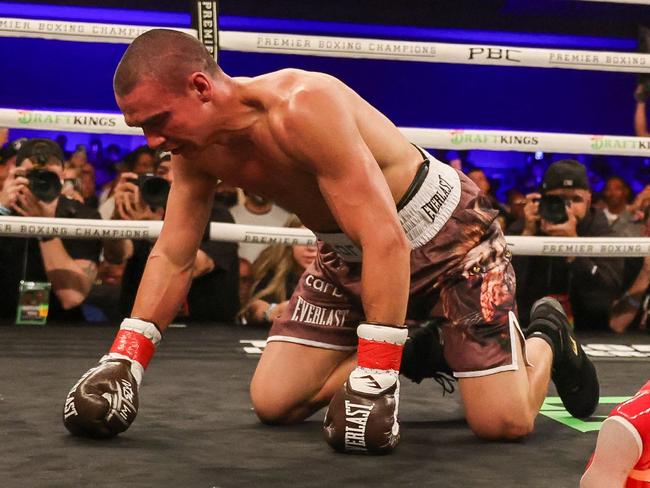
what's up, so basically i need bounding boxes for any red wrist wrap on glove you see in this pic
[109,330,156,369]
[357,338,404,371]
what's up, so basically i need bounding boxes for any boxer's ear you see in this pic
[189,72,212,102]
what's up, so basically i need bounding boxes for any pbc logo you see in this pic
[468,47,522,63]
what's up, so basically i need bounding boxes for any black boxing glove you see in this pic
[323,322,407,454]
[63,318,161,438]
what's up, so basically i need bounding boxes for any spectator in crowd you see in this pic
[68,145,88,172]
[601,176,647,312]
[506,159,625,331]
[601,176,641,237]
[0,138,25,189]
[239,215,317,326]
[609,255,650,333]
[635,82,649,137]
[609,190,650,333]
[505,188,527,223]
[230,191,289,264]
[98,145,156,219]
[79,163,98,208]
[466,167,510,230]
[102,151,239,323]
[0,138,102,322]
[0,127,8,146]
[96,143,124,199]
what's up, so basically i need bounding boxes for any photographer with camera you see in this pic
[0,138,102,322]
[102,151,239,322]
[506,159,624,331]
[98,145,156,219]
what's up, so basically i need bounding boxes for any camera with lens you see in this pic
[27,169,63,203]
[130,174,170,209]
[537,194,568,225]
[14,138,64,203]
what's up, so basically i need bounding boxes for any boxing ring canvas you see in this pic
[1,322,648,487]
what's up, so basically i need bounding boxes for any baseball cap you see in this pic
[542,159,590,192]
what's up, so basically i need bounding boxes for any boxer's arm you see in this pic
[283,88,410,325]
[131,159,217,330]
[580,417,641,488]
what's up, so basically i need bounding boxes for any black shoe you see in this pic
[400,320,456,395]
[527,297,599,418]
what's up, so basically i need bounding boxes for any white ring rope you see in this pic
[0,16,648,73]
[1,107,649,156]
[0,216,318,246]
[0,108,140,135]
[222,31,650,74]
[2,216,650,257]
[0,17,195,43]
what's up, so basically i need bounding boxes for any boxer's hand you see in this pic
[63,359,139,438]
[63,318,161,438]
[323,323,407,454]
[323,367,401,454]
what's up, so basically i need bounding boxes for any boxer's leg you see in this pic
[251,342,356,424]
[458,333,552,440]
[250,241,362,425]
[434,217,553,440]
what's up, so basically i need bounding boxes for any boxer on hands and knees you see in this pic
[63,29,599,452]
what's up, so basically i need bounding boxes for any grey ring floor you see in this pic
[1,323,648,488]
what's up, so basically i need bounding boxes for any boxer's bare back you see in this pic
[118,69,421,232]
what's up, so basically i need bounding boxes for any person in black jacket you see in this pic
[0,138,102,322]
[506,159,624,331]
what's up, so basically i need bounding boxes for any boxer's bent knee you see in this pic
[460,368,535,441]
[250,388,310,425]
[250,376,320,425]
[466,409,534,441]
[251,341,355,425]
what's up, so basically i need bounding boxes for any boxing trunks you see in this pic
[605,381,650,486]
[268,147,526,378]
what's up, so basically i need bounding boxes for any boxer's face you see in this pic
[117,77,212,159]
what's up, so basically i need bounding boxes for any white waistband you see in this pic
[314,150,461,261]
[399,149,461,248]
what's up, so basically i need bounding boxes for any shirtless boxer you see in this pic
[581,380,650,487]
[63,29,599,453]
